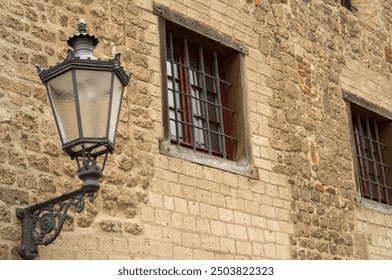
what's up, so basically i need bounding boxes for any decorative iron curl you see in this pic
[16,185,99,260]
[32,194,85,246]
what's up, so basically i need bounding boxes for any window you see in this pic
[350,103,392,206]
[155,4,255,177]
[165,23,235,159]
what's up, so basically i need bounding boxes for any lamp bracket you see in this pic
[16,159,102,260]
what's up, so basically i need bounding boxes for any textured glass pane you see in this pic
[109,75,124,144]
[195,126,207,148]
[168,80,174,107]
[76,70,111,139]
[191,89,205,118]
[205,65,215,92]
[166,61,172,76]
[47,71,78,144]
[210,124,222,153]
[169,113,177,141]
[207,93,218,122]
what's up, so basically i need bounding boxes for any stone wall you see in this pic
[1,0,392,260]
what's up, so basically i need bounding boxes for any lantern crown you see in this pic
[66,19,99,60]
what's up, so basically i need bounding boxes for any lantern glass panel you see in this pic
[47,70,78,144]
[108,75,124,144]
[76,70,112,139]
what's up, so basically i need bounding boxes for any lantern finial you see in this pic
[67,20,99,59]
[78,19,87,33]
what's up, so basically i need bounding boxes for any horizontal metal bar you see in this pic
[167,88,235,114]
[169,118,238,141]
[167,59,232,86]
[359,178,392,190]
[353,132,387,147]
[356,155,391,169]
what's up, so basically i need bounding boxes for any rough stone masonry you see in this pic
[1,0,392,260]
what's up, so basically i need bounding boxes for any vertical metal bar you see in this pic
[354,125,366,196]
[373,120,389,204]
[198,45,212,154]
[72,69,84,141]
[365,118,382,202]
[356,114,374,200]
[184,39,196,150]
[44,83,65,145]
[168,32,180,145]
[213,52,227,159]
[105,73,115,141]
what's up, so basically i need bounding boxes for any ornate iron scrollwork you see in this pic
[16,185,98,259]
[16,156,102,260]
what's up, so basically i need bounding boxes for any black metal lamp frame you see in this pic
[16,20,131,260]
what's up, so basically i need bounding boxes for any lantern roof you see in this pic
[35,19,131,85]
[35,52,131,86]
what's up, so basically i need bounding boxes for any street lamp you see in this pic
[16,19,131,260]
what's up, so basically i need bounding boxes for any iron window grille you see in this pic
[165,28,237,160]
[352,112,392,205]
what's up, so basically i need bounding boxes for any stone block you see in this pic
[27,154,49,172]
[248,227,265,242]
[218,207,234,222]
[193,249,214,260]
[140,206,155,222]
[264,243,277,259]
[155,209,171,226]
[174,197,188,213]
[200,203,218,220]
[99,220,122,233]
[201,235,220,251]
[182,232,200,248]
[149,240,173,258]
[173,246,193,259]
[0,244,9,260]
[226,224,248,240]
[234,211,252,225]
[236,240,253,255]
[183,215,195,231]
[194,218,210,235]
[171,212,184,229]
[35,176,57,196]
[124,222,143,235]
[0,226,20,241]
[219,237,236,253]
[162,227,182,244]
[195,189,212,204]
[0,186,29,204]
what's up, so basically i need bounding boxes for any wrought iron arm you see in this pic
[16,157,102,260]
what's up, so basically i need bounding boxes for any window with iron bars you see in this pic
[165,23,237,160]
[352,108,392,206]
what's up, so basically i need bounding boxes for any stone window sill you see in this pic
[357,197,392,215]
[159,141,258,179]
